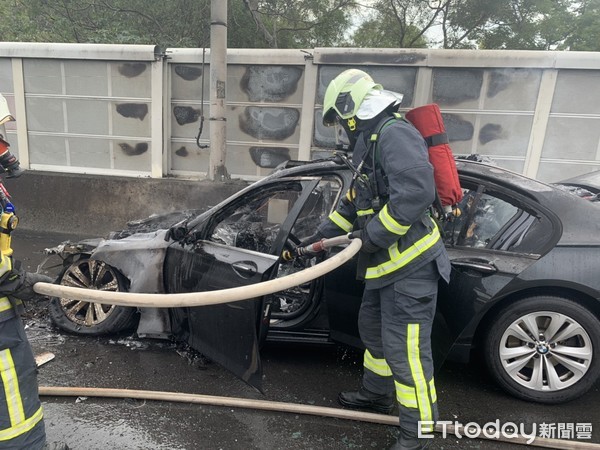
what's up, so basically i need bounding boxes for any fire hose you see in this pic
[32,234,599,449]
[33,235,361,307]
[37,386,598,449]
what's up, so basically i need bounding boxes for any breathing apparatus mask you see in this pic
[333,116,353,150]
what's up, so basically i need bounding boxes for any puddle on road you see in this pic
[43,401,191,450]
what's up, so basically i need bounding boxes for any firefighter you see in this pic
[0,259,54,449]
[0,94,68,450]
[306,69,451,449]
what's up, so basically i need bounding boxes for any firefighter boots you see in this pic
[389,428,431,450]
[338,386,395,414]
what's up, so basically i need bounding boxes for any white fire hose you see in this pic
[37,386,598,449]
[34,235,598,449]
[33,235,361,307]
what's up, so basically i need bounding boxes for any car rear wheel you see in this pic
[484,296,600,404]
[48,257,138,336]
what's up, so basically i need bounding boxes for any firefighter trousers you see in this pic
[0,315,45,449]
[358,261,440,435]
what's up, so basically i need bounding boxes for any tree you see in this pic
[469,0,578,50]
[0,0,53,42]
[351,0,600,51]
[239,0,355,48]
[351,0,431,48]
[0,0,354,49]
[0,0,213,47]
[565,0,600,51]
[0,0,597,51]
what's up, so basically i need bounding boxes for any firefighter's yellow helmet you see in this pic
[322,69,381,126]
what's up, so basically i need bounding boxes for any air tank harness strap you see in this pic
[369,113,447,233]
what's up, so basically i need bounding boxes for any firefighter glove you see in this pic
[298,231,324,248]
[0,261,54,301]
[350,229,380,254]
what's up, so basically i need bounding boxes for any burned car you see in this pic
[46,158,600,404]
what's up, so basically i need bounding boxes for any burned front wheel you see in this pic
[48,257,138,336]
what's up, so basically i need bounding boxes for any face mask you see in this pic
[335,116,359,150]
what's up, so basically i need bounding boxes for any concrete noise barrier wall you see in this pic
[4,171,247,237]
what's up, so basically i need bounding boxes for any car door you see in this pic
[437,176,560,361]
[163,177,323,391]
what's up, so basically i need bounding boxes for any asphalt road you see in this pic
[11,230,600,450]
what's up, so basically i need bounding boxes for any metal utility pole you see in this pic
[208,0,229,181]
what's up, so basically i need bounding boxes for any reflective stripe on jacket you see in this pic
[0,317,45,446]
[318,115,444,288]
[0,346,44,441]
[0,255,46,447]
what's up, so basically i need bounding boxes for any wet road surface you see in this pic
[13,230,600,450]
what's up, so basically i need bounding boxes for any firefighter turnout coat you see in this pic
[0,255,45,449]
[318,114,448,288]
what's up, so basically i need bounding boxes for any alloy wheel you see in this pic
[499,311,593,391]
[59,259,120,327]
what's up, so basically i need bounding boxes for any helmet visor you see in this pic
[323,90,358,127]
[322,106,337,127]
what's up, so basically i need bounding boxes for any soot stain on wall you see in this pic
[116,103,148,121]
[175,65,203,81]
[433,69,483,105]
[488,70,514,98]
[442,114,474,142]
[240,66,303,102]
[487,68,538,99]
[318,52,426,66]
[118,142,148,156]
[239,107,299,140]
[249,147,290,168]
[118,63,147,78]
[479,123,507,144]
[173,106,201,125]
[175,146,189,157]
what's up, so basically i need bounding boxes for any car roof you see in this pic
[452,160,600,244]
[272,158,600,245]
[189,157,599,246]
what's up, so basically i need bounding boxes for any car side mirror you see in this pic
[166,226,188,242]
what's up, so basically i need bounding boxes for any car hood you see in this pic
[108,209,207,240]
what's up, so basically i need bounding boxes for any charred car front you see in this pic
[45,159,600,404]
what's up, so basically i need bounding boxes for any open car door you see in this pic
[164,178,324,391]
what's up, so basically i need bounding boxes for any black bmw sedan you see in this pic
[46,158,600,405]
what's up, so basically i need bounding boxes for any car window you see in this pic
[208,177,342,254]
[290,177,342,241]
[270,177,343,319]
[444,185,538,252]
[209,183,304,253]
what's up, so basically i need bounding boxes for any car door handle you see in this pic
[232,262,258,277]
[451,258,498,274]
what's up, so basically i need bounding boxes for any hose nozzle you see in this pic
[283,235,355,261]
